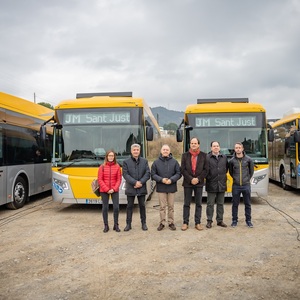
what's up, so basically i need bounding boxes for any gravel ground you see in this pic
[0,180,299,300]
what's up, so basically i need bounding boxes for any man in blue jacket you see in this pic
[229,142,254,228]
[122,144,150,231]
[151,144,181,231]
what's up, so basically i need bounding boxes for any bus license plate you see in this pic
[86,199,102,204]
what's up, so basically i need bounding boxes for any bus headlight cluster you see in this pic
[53,178,69,190]
[251,174,266,184]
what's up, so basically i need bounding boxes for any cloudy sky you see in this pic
[1,0,300,118]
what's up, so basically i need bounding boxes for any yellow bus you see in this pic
[177,98,270,197]
[50,92,160,205]
[268,109,300,189]
[0,92,53,209]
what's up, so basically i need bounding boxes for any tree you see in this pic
[163,123,178,131]
[38,102,54,109]
[163,122,178,135]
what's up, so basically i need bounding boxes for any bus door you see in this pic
[33,146,52,193]
[285,135,297,187]
[0,127,6,205]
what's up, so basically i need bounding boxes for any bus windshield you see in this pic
[53,107,145,167]
[186,112,268,163]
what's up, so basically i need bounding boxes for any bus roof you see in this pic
[271,111,300,128]
[55,96,146,109]
[185,101,266,114]
[0,91,53,120]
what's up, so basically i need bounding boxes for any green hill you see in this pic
[151,106,184,128]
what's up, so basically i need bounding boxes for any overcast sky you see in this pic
[1,0,300,118]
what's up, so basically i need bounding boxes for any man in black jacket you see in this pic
[229,142,254,228]
[180,137,208,231]
[206,141,228,229]
[151,144,181,231]
[122,144,150,231]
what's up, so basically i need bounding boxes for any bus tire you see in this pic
[280,168,289,190]
[7,176,28,209]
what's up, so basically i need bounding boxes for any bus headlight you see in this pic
[53,178,69,190]
[251,174,266,184]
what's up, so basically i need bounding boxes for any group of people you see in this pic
[97,138,254,233]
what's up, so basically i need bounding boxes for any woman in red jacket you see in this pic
[98,150,122,233]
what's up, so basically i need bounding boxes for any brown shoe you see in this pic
[169,223,176,231]
[157,223,165,231]
[217,221,227,228]
[195,224,203,231]
[181,224,188,231]
[206,221,212,229]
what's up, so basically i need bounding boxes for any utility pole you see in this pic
[34,92,36,103]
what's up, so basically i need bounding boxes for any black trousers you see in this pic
[126,195,146,225]
[101,192,119,225]
[183,186,203,225]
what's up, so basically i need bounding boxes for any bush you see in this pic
[148,136,183,160]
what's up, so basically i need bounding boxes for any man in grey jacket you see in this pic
[122,144,150,231]
[229,142,254,228]
[151,144,181,231]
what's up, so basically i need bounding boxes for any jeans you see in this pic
[183,186,203,225]
[101,192,119,225]
[206,192,225,223]
[231,185,251,222]
[126,195,146,225]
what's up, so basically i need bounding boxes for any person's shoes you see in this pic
[169,223,176,231]
[231,221,238,228]
[157,223,165,231]
[181,224,188,231]
[103,224,109,233]
[195,224,203,231]
[113,224,120,232]
[124,224,132,231]
[217,221,227,228]
[206,221,212,228]
[246,221,253,228]
[142,223,148,231]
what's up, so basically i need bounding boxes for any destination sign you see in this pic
[195,116,256,127]
[63,112,130,125]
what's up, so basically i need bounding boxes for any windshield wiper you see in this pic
[58,155,102,171]
[57,159,86,171]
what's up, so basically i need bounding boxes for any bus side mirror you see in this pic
[268,129,274,142]
[40,125,46,141]
[176,129,183,142]
[294,131,300,143]
[146,126,153,141]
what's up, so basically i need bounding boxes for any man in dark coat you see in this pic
[122,143,150,231]
[205,141,228,229]
[229,142,254,228]
[151,144,181,231]
[181,137,208,231]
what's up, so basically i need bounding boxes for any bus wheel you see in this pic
[7,176,28,209]
[280,169,289,190]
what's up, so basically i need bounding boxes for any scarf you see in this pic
[189,148,200,175]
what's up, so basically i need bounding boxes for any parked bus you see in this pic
[268,108,300,189]
[177,98,270,197]
[0,92,54,209]
[50,92,160,205]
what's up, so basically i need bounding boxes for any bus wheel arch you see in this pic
[6,175,29,209]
